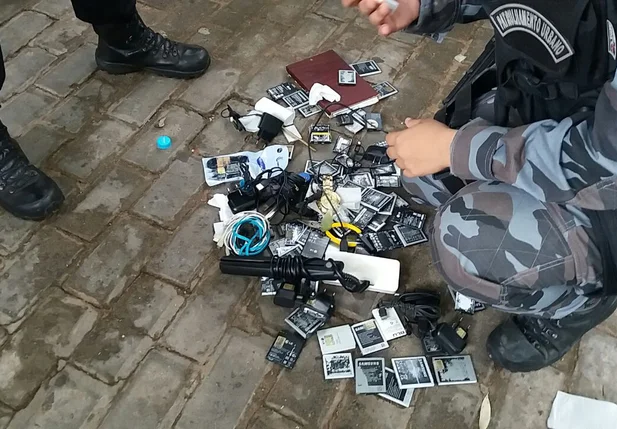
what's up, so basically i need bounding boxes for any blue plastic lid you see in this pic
[157,135,172,150]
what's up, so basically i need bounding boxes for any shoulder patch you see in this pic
[608,20,616,60]
[489,3,574,64]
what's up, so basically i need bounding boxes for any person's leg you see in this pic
[70,0,210,78]
[431,181,616,371]
[0,44,64,220]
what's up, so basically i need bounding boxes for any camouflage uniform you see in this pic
[402,0,617,319]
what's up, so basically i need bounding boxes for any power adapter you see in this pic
[433,319,469,355]
[257,112,283,143]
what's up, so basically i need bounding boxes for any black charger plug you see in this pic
[433,319,469,355]
[257,112,284,143]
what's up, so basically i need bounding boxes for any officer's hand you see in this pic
[341,0,420,36]
[386,118,457,177]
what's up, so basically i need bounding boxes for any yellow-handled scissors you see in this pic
[325,222,362,248]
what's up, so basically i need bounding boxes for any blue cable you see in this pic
[230,216,270,256]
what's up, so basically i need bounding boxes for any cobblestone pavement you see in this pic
[1,0,616,428]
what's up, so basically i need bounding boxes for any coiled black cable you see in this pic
[378,291,441,337]
[269,256,370,293]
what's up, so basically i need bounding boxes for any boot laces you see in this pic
[517,316,560,352]
[0,125,38,193]
[141,27,180,59]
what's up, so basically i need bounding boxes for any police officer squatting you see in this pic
[344,0,617,373]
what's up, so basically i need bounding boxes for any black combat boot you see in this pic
[0,123,64,221]
[93,14,210,79]
[487,295,617,372]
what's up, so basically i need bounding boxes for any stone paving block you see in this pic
[188,24,236,60]
[0,290,97,408]
[571,330,617,403]
[239,55,291,101]
[110,75,180,126]
[7,365,119,429]
[54,165,152,241]
[132,157,204,228]
[0,227,83,325]
[494,366,565,429]
[54,119,135,180]
[248,287,295,334]
[0,87,59,137]
[410,384,483,429]
[112,274,184,338]
[1,47,57,101]
[360,37,413,83]
[45,78,117,133]
[98,349,195,429]
[163,273,251,363]
[413,38,466,82]
[0,11,53,59]
[178,63,240,114]
[262,0,313,25]
[18,124,71,166]
[379,70,440,126]
[36,43,97,97]
[190,101,254,156]
[248,409,301,429]
[225,20,288,69]
[63,216,166,306]
[266,339,340,427]
[72,316,154,384]
[330,386,415,429]
[33,0,73,18]
[316,0,356,21]
[598,308,617,338]
[320,22,379,65]
[0,214,39,256]
[282,14,339,59]
[0,404,12,429]
[31,15,90,56]
[146,205,218,288]
[175,329,271,429]
[123,105,205,173]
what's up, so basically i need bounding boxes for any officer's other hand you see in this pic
[341,0,420,36]
[386,118,457,178]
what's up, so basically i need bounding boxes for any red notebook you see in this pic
[286,50,379,117]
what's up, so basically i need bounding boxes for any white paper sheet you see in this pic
[547,391,617,429]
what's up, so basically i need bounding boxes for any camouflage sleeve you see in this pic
[404,0,487,35]
[450,74,617,210]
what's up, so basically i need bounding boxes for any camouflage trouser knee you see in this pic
[402,176,603,319]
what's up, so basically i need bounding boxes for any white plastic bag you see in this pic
[202,145,289,186]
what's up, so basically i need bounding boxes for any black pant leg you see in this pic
[70,0,137,25]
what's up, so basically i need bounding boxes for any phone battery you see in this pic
[363,229,404,252]
[310,124,332,144]
[266,330,306,369]
[394,224,428,247]
[393,210,426,230]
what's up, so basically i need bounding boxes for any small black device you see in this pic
[432,319,469,355]
[257,112,284,143]
[337,113,354,126]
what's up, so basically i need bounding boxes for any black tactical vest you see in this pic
[435,1,617,294]
[485,0,617,125]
